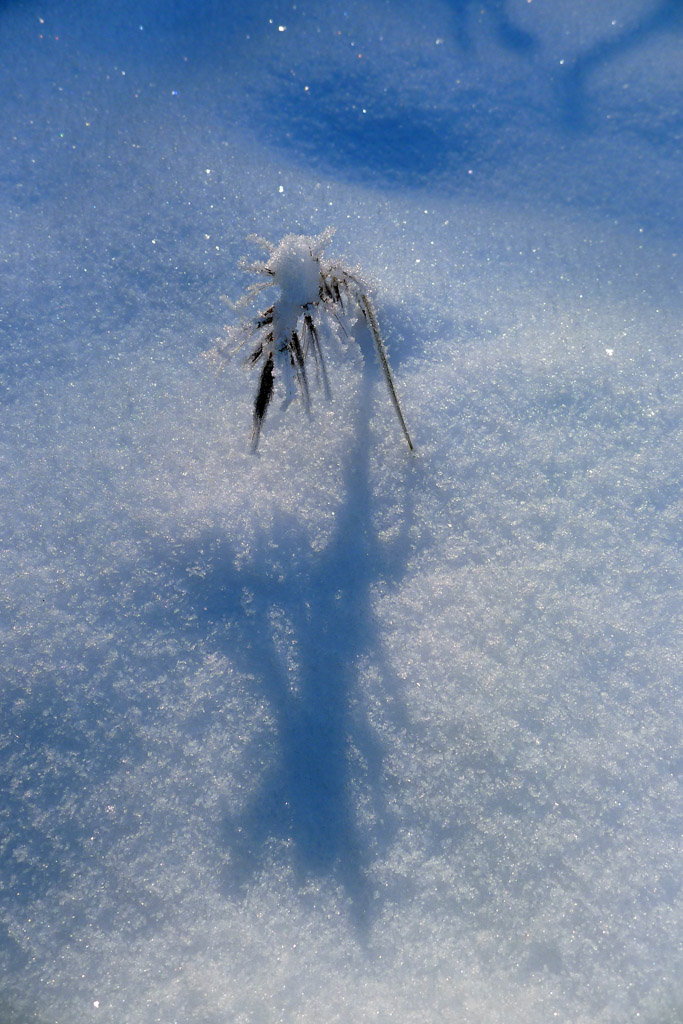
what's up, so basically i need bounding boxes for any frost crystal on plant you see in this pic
[214,228,413,450]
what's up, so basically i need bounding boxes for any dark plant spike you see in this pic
[248,342,264,365]
[304,314,331,400]
[290,330,311,411]
[252,352,274,448]
[256,305,274,329]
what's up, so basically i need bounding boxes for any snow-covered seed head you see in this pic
[265,235,324,311]
[249,229,335,340]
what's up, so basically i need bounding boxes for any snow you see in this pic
[1,1,682,1022]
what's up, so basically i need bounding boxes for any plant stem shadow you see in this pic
[184,341,414,933]
[558,0,683,130]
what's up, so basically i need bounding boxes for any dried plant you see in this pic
[214,229,413,451]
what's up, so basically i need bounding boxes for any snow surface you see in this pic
[1,1,682,1022]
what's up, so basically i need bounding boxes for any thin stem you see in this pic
[361,293,414,452]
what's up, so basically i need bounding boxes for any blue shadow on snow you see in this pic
[183,335,415,932]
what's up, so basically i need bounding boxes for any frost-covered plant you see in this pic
[214,228,413,450]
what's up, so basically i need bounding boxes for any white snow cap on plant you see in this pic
[217,228,413,451]
[255,228,338,325]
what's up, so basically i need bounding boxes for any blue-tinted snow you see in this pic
[1,1,681,1022]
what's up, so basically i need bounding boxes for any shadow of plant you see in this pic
[445,0,538,54]
[558,0,683,130]
[184,345,415,931]
[0,311,416,954]
[247,0,682,194]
